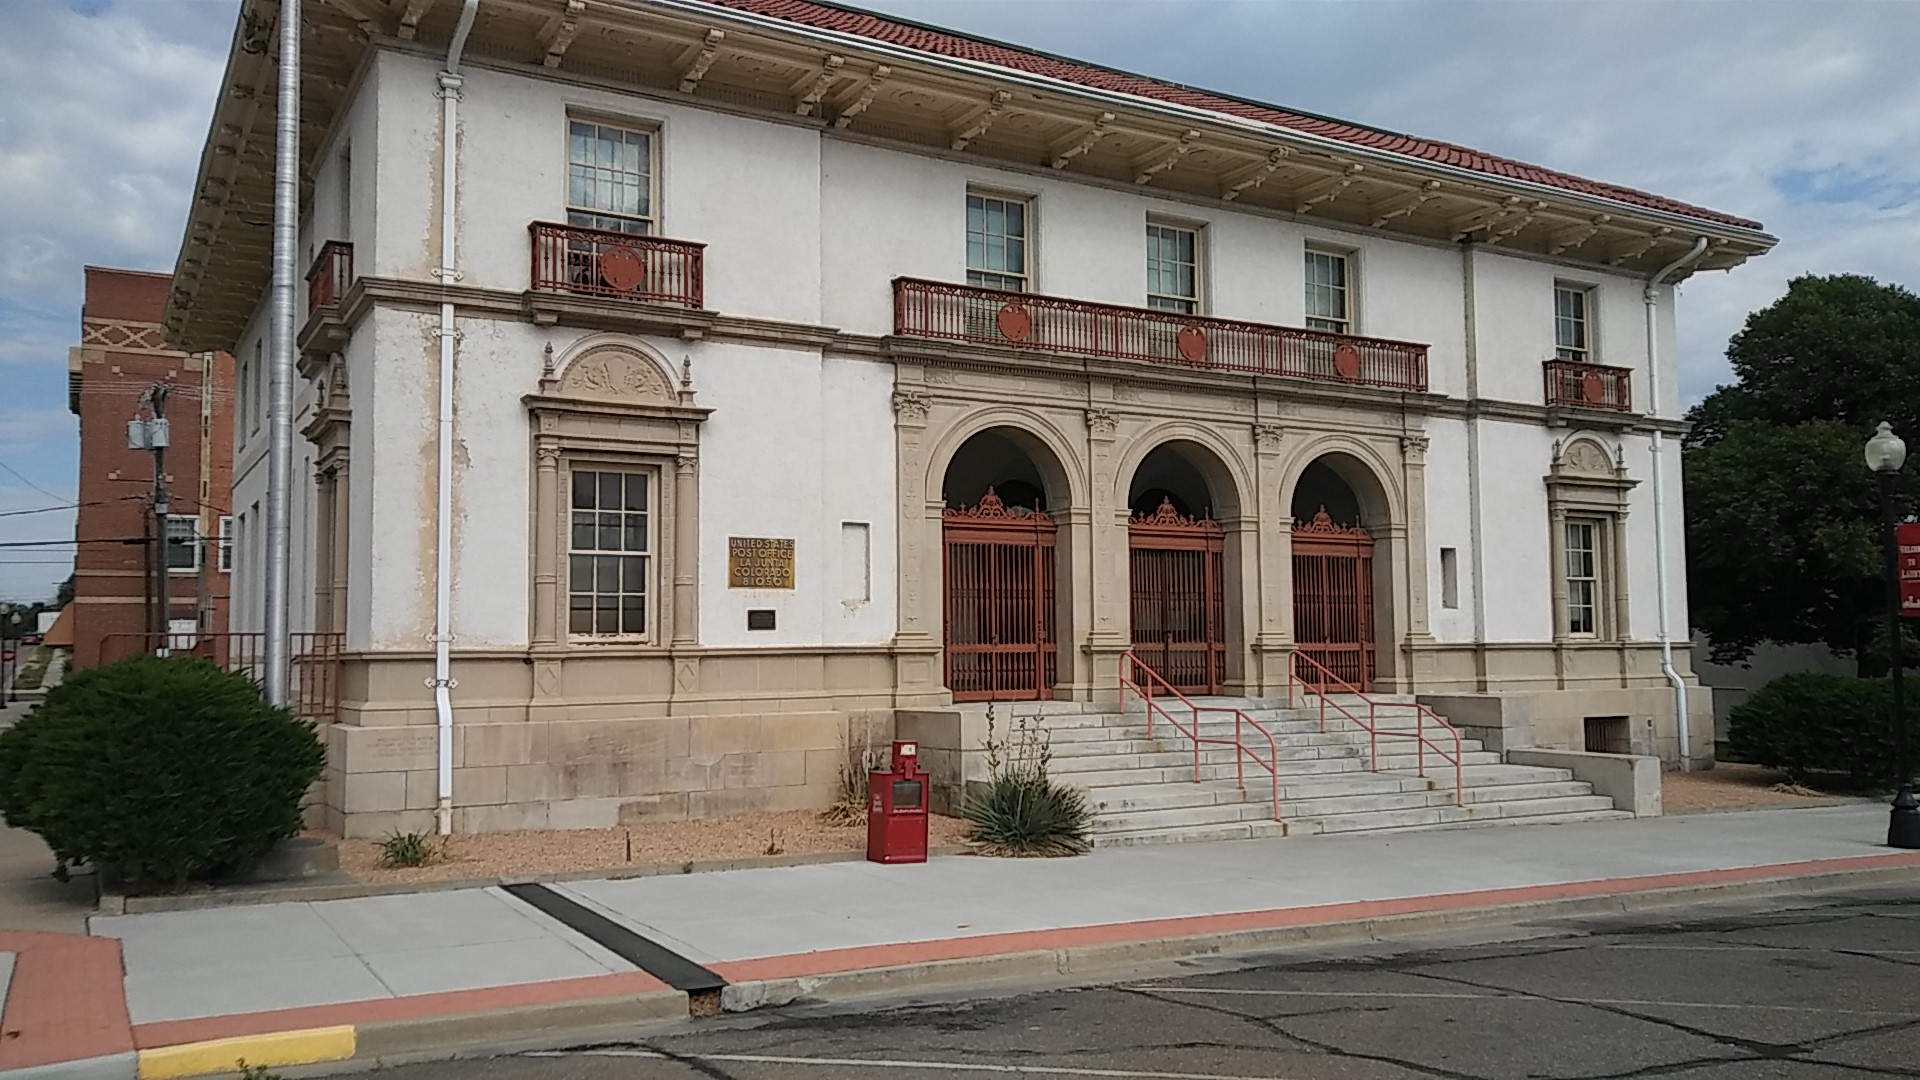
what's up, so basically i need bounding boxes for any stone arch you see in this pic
[1111,422,1251,522]
[1281,437,1402,529]
[924,408,1088,513]
[1282,438,1406,691]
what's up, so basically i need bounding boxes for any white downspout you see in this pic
[433,0,480,836]
[1644,235,1709,771]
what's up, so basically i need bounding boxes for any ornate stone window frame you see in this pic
[1546,436,1636,643]
[524,338,709,652]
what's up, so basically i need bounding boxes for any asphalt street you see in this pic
[323,886,1920,1080]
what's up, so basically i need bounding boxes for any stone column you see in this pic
[672,451,700,647]
[1399,434,1435,688]
[531,441,561,647]
[890,385,942,699]
[1080,406,1130,703]
[1251,422,1293,697]
[313,468,334,633]
[330,461,351,635]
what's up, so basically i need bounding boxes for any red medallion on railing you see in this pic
[1333,343,1362,381]
[996,302,1033,343]
[1581,370,1606,404]
[1175,325,1208,363]
[598,246,646,292]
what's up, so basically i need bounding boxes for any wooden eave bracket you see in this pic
[538,0,587,68]
[1485,199,1548,245]
[1450,195,1526,241]
[396,0,434,39]
[1370,180,1442,226]
[1221,149,1289,201]
[1547,214,1613,255]
[1609,226,1674,266]
[320,0,387,36]
[1048,112,1114,169]
[832,64,890,128]
[677,29,725,94]
[1133,129,1201,185]
[950,90,1012,151]
[1294,163,1363,213]
[793,55,846,116]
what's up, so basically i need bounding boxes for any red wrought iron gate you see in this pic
[943,489,1058,701]
[1291,506,1375,691]
[1128,498,1226,695]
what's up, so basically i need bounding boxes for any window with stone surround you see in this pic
[1546,437,1636,643]
[568,468,654,638]
[527,339,707,651]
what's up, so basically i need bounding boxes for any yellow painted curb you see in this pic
[137,1025,357,1079]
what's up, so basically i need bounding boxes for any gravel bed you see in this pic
[1662,762,1864,813]
[327,810,973,885]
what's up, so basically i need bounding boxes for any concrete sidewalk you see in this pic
[9,804,1920,1078]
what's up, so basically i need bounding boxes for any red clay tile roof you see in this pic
[708,0,1765,232]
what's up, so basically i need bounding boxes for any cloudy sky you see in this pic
[1,0,1916,602]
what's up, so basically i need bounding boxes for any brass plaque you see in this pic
[728,537,795,589]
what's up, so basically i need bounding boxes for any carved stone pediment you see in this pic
[551,345,676,404]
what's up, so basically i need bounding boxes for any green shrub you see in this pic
[0,653,326,889]
[964,708,1091,857]
[1726,672,1907,786]
[378,830,444,868]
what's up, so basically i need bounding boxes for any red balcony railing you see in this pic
[893,278,1428,392]
[529,221,705,309]
[1543,359,1632,412]
[306,240,353,313]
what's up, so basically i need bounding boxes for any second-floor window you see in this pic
[568,120,653,235]
[1146,223,1199,314]
[1555,284,1591,362]
[966,191,1028,291]
[166,515,202,573]
[1304,248,1351,333]
[218,515,234,573]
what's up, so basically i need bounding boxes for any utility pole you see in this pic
[131,384,172,647]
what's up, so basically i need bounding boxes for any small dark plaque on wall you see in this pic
[747,609,777,631]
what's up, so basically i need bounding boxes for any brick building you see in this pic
[68,266,234,669]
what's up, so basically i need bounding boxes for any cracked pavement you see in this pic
[330,887,1920,1079]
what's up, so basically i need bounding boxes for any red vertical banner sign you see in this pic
[1899,523,1920,618]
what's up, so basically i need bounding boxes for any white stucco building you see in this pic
[165,0,1773,837]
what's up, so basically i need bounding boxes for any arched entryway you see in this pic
[1290,455,1381,691]
[1127,443,1234,694]
[942,429,1067,701]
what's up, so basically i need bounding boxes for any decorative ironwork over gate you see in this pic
[943,488,1058,701]
[1128,498,1226,695]
[1292,506,1375,691]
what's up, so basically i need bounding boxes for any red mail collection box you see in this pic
[867,739,928,864]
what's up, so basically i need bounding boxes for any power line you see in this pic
[0,461,68,503]
[0,496,144,518]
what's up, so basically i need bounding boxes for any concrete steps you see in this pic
[1028,694,1631,847]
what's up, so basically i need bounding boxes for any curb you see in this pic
[714,858,1920,1012]
[101,846,976,915]
[0,1052,135,1080]
[136,1027,354,1080]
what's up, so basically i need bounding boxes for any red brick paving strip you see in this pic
[0,931,134,1070]
[131,970,673,1050]
[708,853,1920,983]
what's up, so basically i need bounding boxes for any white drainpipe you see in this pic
[433,0,480,836]
[1644,236,1709,771]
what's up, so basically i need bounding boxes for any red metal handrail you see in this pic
[894,277,1428,392]
[306,240,353,314]
[1119,650,1281,823]
[99,631,344,724]
[1287,650,1463,804]
[528,221,705,308]
[1543,358,1632,412]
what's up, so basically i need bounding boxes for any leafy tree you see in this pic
[55,574,74,609]
[1685,274,1920,670]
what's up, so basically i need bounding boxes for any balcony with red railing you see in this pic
[1543,358,1633,412]
[305,240,353,314]
[893,277,1428,392]
[528,221,705,309]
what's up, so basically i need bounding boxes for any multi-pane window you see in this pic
[1555,284,1591,361]
[567,121,653,235]
[1146,223,1199,314]
[1564,519,1600,635]
[166,515,201,573]
[966,192,1029,291]
[218,516,234,573]
[569,470,651,637]
[1304,249,1351,333]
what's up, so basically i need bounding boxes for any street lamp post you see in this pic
[1865,421,1920,849]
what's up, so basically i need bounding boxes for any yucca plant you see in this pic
[377,830,444,868]
[964,706,1091,857]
